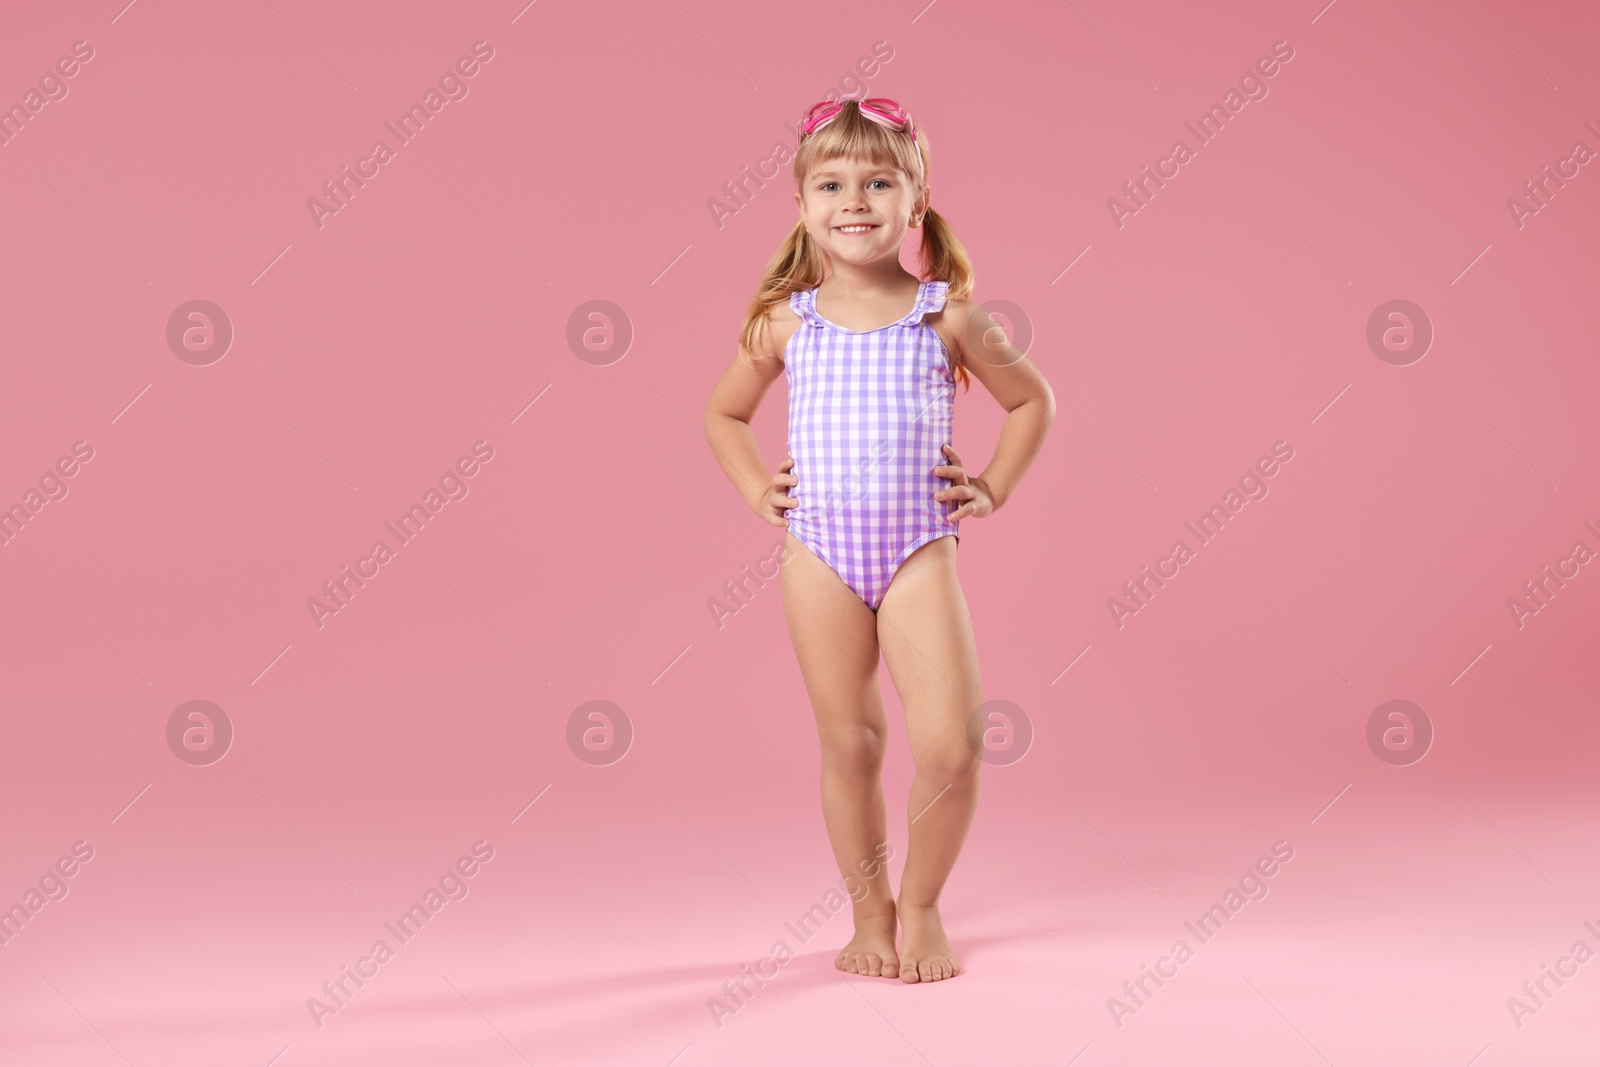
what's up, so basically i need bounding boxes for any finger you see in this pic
[935,485,974,503]
[945,502,973,521]
[776,496,798,509]
[781,455,795,469]
[941,443,962,464]
[931,464,968,482]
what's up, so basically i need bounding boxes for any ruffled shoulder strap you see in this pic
[904,280,950,325]
[789,286,826,327]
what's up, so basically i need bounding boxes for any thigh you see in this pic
[780,532,887,748]
[875,537,983,757]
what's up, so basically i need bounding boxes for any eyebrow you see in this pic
[810,169,896,180]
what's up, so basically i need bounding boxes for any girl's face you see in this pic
[795,155,924,268]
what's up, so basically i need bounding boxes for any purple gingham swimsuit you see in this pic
[785,279,959,612]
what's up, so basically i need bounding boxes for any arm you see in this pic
[703,312,794,526]
[941,301,1055,515]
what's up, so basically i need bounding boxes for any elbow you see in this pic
[1018,386,1056,425]
[705,405,746,439]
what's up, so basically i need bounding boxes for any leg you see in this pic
[875,535,981,983]
[778,532,900,978]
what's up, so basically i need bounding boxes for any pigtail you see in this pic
[738,220,827,366]
[919,207,973,302]
[919,206,976,391]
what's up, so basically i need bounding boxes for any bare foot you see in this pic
[834,906,900,978]
[896,900,960,983]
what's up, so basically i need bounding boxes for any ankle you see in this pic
[853,900,896,920]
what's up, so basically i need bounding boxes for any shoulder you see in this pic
[752,292,804,366]
[933,292,976,331]
[926,292,976,365]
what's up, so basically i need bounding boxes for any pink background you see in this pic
[3,0,1598,1063]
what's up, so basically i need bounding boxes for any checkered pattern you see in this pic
[785,280,959,611]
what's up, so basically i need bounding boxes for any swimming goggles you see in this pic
[800,97,923,175]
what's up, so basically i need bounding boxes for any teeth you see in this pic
[837,225,876,233]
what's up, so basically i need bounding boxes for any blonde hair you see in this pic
[738,99,975,391]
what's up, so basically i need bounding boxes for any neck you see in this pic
[822,257,919,294]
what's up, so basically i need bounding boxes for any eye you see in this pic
[870,179,891,190]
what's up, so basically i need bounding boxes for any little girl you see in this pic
[704,97,1054,983]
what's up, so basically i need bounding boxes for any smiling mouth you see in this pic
[834,224,880,234]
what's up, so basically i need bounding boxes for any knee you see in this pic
[912,740,982,783]
[819,723,887,773]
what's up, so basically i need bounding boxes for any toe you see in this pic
[920,960,934,982]
[864,953,882,976]
[900,959,920,983]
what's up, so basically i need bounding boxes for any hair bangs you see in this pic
[795,101,923,186]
